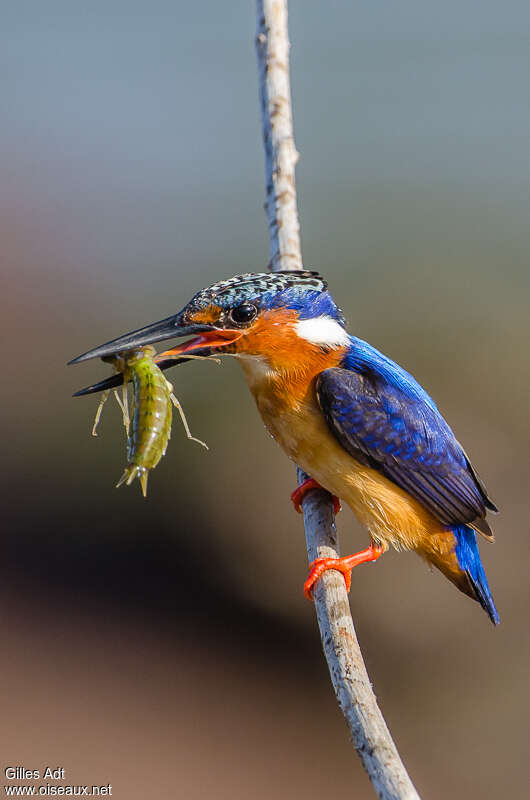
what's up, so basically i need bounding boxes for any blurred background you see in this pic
[2,1,529,797]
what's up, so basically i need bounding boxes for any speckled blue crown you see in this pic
[188,271,344,323]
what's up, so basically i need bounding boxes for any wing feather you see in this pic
[316,367,495,538]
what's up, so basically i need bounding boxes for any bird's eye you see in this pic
[229,303,257,325]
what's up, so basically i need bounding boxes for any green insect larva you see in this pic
[92,346,208,497]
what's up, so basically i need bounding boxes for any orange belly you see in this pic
[241,359,459,566]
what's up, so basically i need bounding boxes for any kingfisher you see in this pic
[70,271,499,624]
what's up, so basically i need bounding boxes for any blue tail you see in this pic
[454,526,499,625]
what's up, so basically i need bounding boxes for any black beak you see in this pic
[68,311,220,397]
[68,313,211,365]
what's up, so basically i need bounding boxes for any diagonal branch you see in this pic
[255,3,421,798]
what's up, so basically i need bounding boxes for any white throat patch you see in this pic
[294,316,350,348]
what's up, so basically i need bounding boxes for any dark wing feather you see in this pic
[316,367,495,538]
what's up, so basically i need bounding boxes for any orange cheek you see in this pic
[236,309,299,356]
[235,309,345,379]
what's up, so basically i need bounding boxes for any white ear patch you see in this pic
[295,316,350,347]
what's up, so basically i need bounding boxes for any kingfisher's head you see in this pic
[70,271,350,376]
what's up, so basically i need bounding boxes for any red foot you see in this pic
[290,478,341,516]
[304,543,385,600]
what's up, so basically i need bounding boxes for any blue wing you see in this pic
[316,340,496,537]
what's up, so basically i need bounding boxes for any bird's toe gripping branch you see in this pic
[290,478,341,515]
[291,478,384,599]
[304,543,385,600]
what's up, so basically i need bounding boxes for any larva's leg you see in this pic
[169,391,208,449]
[92,390,110,436]
[114,386,130,429]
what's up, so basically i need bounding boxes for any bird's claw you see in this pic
[290,478,341,515]
[304,544,385,600]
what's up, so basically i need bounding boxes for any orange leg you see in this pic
[290,478,341,516]
[304,543,385,600]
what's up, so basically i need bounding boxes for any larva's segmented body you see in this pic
[93,346,207,496]
[117,347,174,495]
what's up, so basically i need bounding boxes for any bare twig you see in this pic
[256,0,301,269]
[255,3,421,798]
